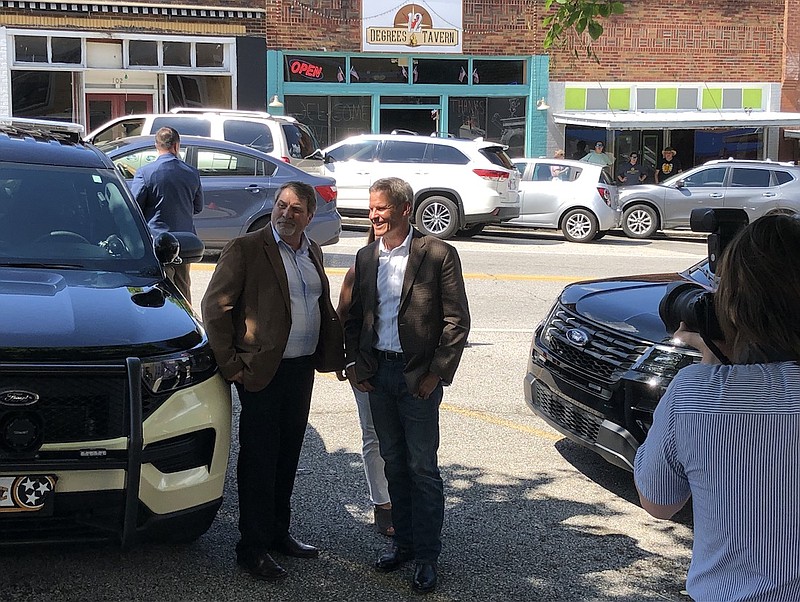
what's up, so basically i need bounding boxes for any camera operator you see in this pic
[634,214,800,602]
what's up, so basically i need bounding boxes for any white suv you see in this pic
[321,133,520,239]
[84,109,325,174]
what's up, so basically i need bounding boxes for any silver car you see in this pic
[509,158,621,243]
[620,158,800,238]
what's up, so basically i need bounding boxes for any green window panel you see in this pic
[702,88,723,110]
[565,88,586,110]
[608,88,630,110]
[655,88,677,110]
[743,88,762,110]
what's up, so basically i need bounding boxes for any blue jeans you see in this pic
[369,356,444,563]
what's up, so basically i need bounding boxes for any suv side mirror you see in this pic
[675,179,685,189]
[153,232,205,265]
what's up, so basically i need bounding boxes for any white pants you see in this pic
[353,386,390,506]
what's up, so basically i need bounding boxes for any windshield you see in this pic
[0,163,159,274]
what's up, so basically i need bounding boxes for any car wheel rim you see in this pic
[627,210,652,235]
[421,202,451,234]
[566,214,591,240]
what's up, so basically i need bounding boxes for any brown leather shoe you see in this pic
[236,549,288,581]
[374,543,413,572]
[274,534,320,559]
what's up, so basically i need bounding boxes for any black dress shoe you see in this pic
[236,549,288,581]
[375,543,413,572]
[274,534,320,559]
[412,562,437,593]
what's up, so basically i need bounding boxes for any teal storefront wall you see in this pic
[266,50,548,158]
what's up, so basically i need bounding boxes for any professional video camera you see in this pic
[658,208,749,343]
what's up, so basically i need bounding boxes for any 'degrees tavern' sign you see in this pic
[362,1,463,53]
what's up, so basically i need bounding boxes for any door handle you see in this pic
[245,185,261,193]
[709,193,723,198]
[762,192,777,197]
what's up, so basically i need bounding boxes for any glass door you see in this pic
[379,96,440,136]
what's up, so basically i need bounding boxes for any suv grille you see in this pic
[0,369,127,443]
[543,307,649,382]
[534,382,601,443]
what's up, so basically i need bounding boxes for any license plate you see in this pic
[0,475,56,515]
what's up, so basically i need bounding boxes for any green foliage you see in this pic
[542,0,625,59]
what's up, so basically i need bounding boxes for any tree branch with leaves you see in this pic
[542,0,625,59]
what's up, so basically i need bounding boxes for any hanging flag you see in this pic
[350,65,360,81]
[472,69,479,84]
[413,65,418,83]
[458,66,466,83]
[337,66,344,82]
[401,66,408,79]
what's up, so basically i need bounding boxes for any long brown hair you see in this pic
[714,214,800,363]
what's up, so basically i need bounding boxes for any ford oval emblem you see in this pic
[565,328,590,347]
[0,390,39,406]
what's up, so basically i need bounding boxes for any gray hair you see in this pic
[369,177,413,208]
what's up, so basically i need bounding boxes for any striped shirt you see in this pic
[272,225,321,359]
[634,362,800,602]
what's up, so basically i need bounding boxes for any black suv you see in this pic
[523,260,709,470]
[0,118,231,546]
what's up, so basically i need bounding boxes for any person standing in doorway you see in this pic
[201,181,345,582]
[571,140,588,160]
[580,141,615,175]
[345,177,470,594]
[130,126,203,304]
[616,152,648,187]
[655,147,683,183]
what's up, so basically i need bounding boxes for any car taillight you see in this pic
[281,156,291,163]
[597,186,612,207]
[473,169,510,181]
[315,185,337,203]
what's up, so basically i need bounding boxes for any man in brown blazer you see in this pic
[202,181,344,582]
[345,177,470,594]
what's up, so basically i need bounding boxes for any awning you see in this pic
[784,129,800,139]
[552,111,800,130]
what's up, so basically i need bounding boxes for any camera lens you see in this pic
[658,281,721,339]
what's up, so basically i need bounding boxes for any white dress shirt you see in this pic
[272,225,322,358]
[374,230,412,353]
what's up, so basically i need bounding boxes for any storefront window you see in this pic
[129,41,158,66]
[196,43,224,68]
[447,96,526,157]
[14,36,48,63]
[695,128,763,163]
[167,75,231,109]
[285,56,346,83]
[414,59,468,85]
[51,38,81,64]
[565,127,607,161]
[471,60,525,85]
[11,70,74,121]
[285,96,371,147]
[164,41,191,67]
[349,57,407,84]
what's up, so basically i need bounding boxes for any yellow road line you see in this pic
[192,263,580,282]
[440,402,562,441]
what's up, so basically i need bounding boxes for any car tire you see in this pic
[415,196,460,239]
[456,223,485,238]
[622,204,659,239]
[561,208,599,243]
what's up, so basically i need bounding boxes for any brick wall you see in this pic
[263,0,786,84]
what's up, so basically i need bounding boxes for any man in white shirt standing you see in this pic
[345,177,471,594]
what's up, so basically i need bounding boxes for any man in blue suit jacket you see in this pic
[130,126,203,303]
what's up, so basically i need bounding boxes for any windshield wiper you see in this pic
[0,262,85,269]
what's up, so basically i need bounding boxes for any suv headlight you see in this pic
[141,345,217,394]
[637,345,699,379]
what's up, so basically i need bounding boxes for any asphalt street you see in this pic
[0,227,707,601]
